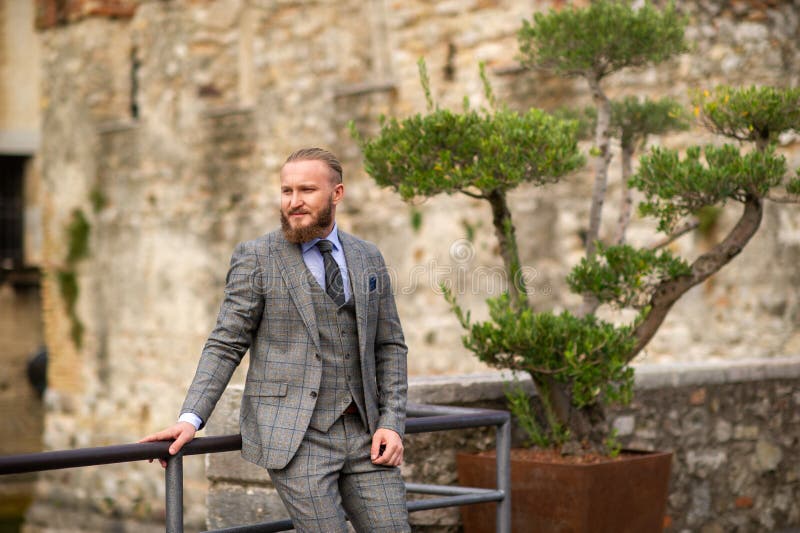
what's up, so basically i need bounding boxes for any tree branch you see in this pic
[629,194,763,359]
[459,189,487,200]
[648,218,700,250]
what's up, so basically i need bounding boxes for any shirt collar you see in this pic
[301,223,341,253]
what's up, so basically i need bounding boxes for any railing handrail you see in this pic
[0,406,508,475]
[0,403,511,532]
[0,435,242,476]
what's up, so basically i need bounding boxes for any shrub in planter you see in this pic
[352,0,800,529]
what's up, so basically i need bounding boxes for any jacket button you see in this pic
[310,391,317,398]
[345,353,350,359]
[315,353,321,361]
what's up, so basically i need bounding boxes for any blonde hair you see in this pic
[284,147,343,184]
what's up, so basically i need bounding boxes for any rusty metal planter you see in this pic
[456,449,672,533]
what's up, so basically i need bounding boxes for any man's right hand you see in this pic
[139,422,197,468]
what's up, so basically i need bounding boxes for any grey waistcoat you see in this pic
[307,271,366,432]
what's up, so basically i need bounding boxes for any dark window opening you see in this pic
[0,155,27,270]
[130,47,140,119]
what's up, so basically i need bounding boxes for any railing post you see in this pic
[165,452,184,533]
[495,418,511,533]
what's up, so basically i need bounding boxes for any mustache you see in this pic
[287,208,310,215]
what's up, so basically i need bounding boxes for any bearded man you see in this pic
[141,148,410,532]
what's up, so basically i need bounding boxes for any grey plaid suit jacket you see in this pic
[180,229,408,470]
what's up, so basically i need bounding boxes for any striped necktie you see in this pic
[316,239,346,307]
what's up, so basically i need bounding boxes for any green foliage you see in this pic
[57,269,79,309]
[567,243,691,309]
[604,428,623,458]
[66,209,91,263]
[632,144,787,232]
[409,207,423,233]
[787,171,800,196]
[692,85,800,143]
[696,205,723,238]
[89,186,108,213]
[611,96,690,150]
[56,269,84,348]
[60,208,91,348]
[461,219,479,243]
[505,377,572,448]
[418,57,435,112]
[551,105,597,140]
[479,62,498,110]
[351,59,585,202]
[445,289,635,409]
[504,378,552,448]
[518,0,688,79]
[353,104,585,200]
[552,97,690,147]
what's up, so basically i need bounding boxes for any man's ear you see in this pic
[332,183,345,205]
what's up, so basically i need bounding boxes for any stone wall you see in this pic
[0,0,45,528]
[23,0,800,531]
[206,357,800,533]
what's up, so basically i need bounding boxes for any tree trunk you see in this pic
[629,193,764,359]
[615,143,634,245]
[486,189,527,309]
[584,75,613,259]
[579,75,613,317]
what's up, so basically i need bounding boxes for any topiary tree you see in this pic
[351,61,585,310]
[353,1,800,454]
[518,1,688,270]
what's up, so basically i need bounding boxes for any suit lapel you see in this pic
[340,231,369,359]
[272,233,321,350]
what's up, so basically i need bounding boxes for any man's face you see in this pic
[280,159,344,243]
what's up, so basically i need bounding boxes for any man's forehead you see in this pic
[280,159,331,182]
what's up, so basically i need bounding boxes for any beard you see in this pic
[280,198,334,244]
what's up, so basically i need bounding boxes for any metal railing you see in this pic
[0,403,510,532]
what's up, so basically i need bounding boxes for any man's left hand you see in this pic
[371,428,403,466]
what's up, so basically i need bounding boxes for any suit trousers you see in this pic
[267,412,410,533]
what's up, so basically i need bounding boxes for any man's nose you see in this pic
[289,191,303,208]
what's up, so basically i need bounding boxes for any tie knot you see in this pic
[316,239,333,254]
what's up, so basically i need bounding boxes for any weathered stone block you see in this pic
[207,482,287,531]
[754,439,783,472]
[205,450,271,485]
[686,450,727,478]
[733,424,759,440]
[612,415,635,436]
[714,419,732,443]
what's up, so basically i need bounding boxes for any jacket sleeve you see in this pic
[373,252,408,438]
[180,240,264,428]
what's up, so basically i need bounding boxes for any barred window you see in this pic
[0,156,26,269]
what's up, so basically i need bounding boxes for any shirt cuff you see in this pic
[178,412,202,430]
